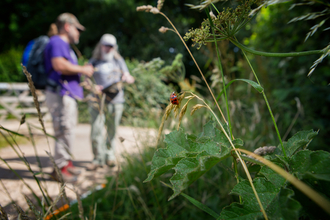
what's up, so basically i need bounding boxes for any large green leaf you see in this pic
[258,167,301,218]
[289,150,330,181]
[274,130,318,158]
[219,177,301,220]
[259,165,286,188]
[219,165,301,219]
[145,121,238,200]
[265,188,302,220]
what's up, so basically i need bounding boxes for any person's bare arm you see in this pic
[51,57,94,77]
[122,71,135,84]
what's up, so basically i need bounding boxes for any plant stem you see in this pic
[206,7,233,139]
[240,48,287,157]
[232,157,242,204]
[159,12,227,124]
[195,94,268,220]
[230,39,323,57]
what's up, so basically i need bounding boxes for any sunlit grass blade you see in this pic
[0,159,42,207]
[1,129,52,207]
[181,193,219,219]
[161,181,219,218]
[0,125,28,138]
[44,184,66,218]
[0,203,9,220]
[216,78,264,102]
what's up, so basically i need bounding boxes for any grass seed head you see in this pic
[191,104,206,116]
[177,98,193,130]
[174,104,181,118]
[165,103,174,120]
[151,7,160,14]
[22,65,47,136]
[157,0,165,11]
[157,103,175,145]
[136,5,157,13]
[177,92,186,102]
[20,114,26,125]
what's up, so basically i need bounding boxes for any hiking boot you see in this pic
[50,170,77,183]
[86,163,102,171]
[67,161,82,176]
[106,160,117,168]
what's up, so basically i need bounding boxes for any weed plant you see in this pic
[67,146,237,220]
[0,47,26,83]
[135,0,330,219]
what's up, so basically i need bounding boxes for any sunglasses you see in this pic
[103,44,114,48]
[71,24,83,33]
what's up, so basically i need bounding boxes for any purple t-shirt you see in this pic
[44,35,83,99]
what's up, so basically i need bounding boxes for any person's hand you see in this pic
[81,64,94,77]
[94,85,103,94]
[122,72,135,84]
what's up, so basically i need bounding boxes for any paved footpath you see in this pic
[0,118,157,219]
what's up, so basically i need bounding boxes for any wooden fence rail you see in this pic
[0,82,48,121]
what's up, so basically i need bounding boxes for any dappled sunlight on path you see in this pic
[0,118,158,219]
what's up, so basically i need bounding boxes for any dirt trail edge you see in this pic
[0,119,158,219]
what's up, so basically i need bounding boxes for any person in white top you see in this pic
[87,34,134,171]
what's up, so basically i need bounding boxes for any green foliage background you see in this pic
[0,1,329,150]
[0,0,207,80]
[248,3,330,150]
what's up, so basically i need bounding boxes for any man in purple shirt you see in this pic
[44,13,94,183]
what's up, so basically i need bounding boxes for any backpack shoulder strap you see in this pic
[29,35,49,65]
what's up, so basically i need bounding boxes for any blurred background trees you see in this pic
[0,0,206,81]
[0,0,329,150]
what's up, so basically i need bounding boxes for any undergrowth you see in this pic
[67,146,237,219]
[135,0,330,219]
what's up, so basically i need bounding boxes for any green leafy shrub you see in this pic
[78,56,182,125]
[78,55,185,125]
[0,47,25,82]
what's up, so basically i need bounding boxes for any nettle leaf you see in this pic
[275,130,318,158]
[259,165,286,189]
[219,178,301,220]
[145,121,237,200]
[219,165,301,219]
[266,188,302,220]
[289,150,330,181]
[220,178,278,219]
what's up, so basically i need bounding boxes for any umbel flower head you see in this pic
[184,0,263,49]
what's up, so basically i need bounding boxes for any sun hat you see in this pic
[56,13,85,31]
[100,34,117,47]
